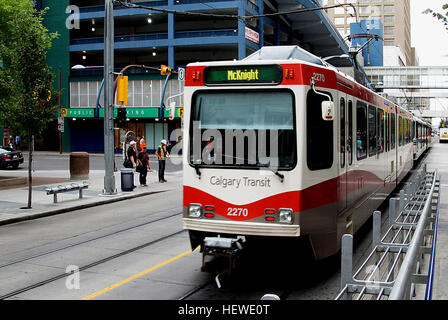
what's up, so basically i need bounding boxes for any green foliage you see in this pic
[423,4,448,32]
[0,0,59,140]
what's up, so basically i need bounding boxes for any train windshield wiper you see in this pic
[193,163,202,179]
[258,161,284,183]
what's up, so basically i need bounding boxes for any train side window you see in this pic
[307,90,334,170]
[368,105,376,157]
[378,109,384,153]
[348,100,353,165]
[399,116,404,146]
[391,113,396,150]
[385,113,390,152]
[419,124,422,148]
[406,119,411,144]
[340,98,345,168]
[356,102,367,160]
[411,121,415,143]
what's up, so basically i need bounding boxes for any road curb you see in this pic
[0,176,27,186]
[0,189,168,227]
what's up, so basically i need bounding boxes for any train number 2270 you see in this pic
[227,207,249,217]
[312,72,326,83]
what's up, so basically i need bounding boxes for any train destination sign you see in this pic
[204,65,282,85]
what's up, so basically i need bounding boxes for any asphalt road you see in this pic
[4,152,182,172]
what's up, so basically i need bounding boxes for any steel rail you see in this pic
[0,228,187,300]
[0,210,182,270]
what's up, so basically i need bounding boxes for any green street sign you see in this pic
[67,107,183,118]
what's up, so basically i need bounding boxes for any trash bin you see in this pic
[70,152,89,180]
[120,168,135,191]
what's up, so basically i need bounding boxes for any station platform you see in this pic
[0,161,182,226]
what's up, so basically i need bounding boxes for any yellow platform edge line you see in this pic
[81,246,199,300]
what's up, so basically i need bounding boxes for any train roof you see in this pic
[186,46,420,120]
[187,45,326,68]
[244,45,325,66]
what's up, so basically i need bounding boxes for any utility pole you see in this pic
[103,0,116,194]
[58,66,62,154]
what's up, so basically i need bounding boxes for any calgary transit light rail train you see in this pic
[182,46,431,266]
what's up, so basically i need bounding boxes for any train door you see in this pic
[338,96,348,213]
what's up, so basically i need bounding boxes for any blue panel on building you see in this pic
[350,20,384,67]
[70,120,105,153]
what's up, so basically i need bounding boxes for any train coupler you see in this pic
[201,236,246,275]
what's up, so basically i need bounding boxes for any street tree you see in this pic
[424,3,448,32]
[0,0,59,208]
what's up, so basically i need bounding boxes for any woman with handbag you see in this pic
[137,146,151,186]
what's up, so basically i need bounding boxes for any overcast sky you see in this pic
[411,0,448,66]
[410,0,448,126]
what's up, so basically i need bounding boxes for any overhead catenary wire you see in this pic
[113,0,357,23]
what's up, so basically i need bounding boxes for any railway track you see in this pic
[0,209,184,300]
[0,209,182,270]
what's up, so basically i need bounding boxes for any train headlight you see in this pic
[188,204,202,218]
[278,208,293,224]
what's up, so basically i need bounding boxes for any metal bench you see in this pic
[45,182,90,203]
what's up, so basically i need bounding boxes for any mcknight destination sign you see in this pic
[204,65,282,85]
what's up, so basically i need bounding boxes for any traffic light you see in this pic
[160,65,172,75]
[117,107,127,127]
[116,75,128,105]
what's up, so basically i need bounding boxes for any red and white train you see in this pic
[182,46,431,262]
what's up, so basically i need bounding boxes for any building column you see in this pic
[168,1,175,68]
[257,0,264,48]
[238,2,246,59]
[275,17,281,45]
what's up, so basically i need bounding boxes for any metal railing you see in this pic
[336,166,440,300]
[71,29,236,46]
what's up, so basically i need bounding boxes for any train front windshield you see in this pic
[189,90,296,169]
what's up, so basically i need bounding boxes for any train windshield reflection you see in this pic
[189,90,296,169]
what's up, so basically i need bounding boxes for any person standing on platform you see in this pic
[156,139,169,183]
[137,146,151,186]
[140,136,147,151]
[127,141,138,169]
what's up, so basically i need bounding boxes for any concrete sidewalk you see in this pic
[0,167,182,226]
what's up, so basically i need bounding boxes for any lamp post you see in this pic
[103,0,116,195]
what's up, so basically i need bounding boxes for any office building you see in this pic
[325,0,415,66]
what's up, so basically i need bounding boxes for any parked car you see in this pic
[0,146,24,169]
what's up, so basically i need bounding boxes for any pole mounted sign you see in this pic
[58,109,66,133]
[178,67,185,81]
[245,27,259,45]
